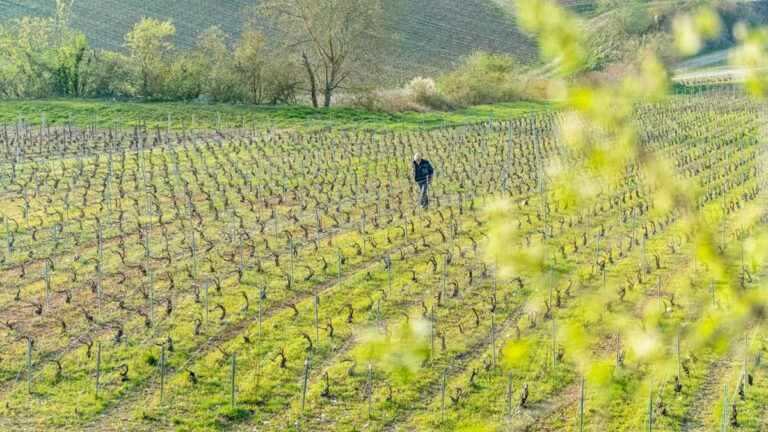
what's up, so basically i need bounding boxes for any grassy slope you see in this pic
[0,98,552,131]
[0,0,536,75]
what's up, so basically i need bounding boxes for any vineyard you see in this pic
[0,90,767,432]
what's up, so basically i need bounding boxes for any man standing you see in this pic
[412,153,434,208]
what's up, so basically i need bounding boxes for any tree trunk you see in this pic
[302,53,318,108]
[141,68,149,98]
[323,87,333,108]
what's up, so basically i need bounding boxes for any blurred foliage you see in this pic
[356,318,430,382]
[515,0,587,76]
[491,1,768,423]
[730,23,768,96]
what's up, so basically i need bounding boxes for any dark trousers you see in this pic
[418,181,429,207]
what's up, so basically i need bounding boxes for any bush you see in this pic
[353,53,526,113]
[86,50,138,98]
[263,57,303,105]
[520,76,554,100]
[163,51,204,101]
[405,76,443,108]
[436,51,523,107]
[352,88,432,113]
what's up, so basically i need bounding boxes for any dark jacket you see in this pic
[413,159,434,183]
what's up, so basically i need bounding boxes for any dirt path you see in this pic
[675,49,732,72]
[681,354,737,432]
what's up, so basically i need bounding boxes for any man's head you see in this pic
[413,153,422,164]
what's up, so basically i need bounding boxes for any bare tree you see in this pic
[259,0,398,107]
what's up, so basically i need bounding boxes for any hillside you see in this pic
[0,0,537,76]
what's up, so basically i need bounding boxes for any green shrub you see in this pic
[436,51,522,107]
[143,353,158,367]
[405,76,446,109]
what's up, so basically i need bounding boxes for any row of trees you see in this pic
[0,0,398,106]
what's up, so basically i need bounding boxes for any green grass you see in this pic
[0,98,553,132]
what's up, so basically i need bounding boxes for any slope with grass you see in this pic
[0,98,551,132]
[0,0,537,76]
